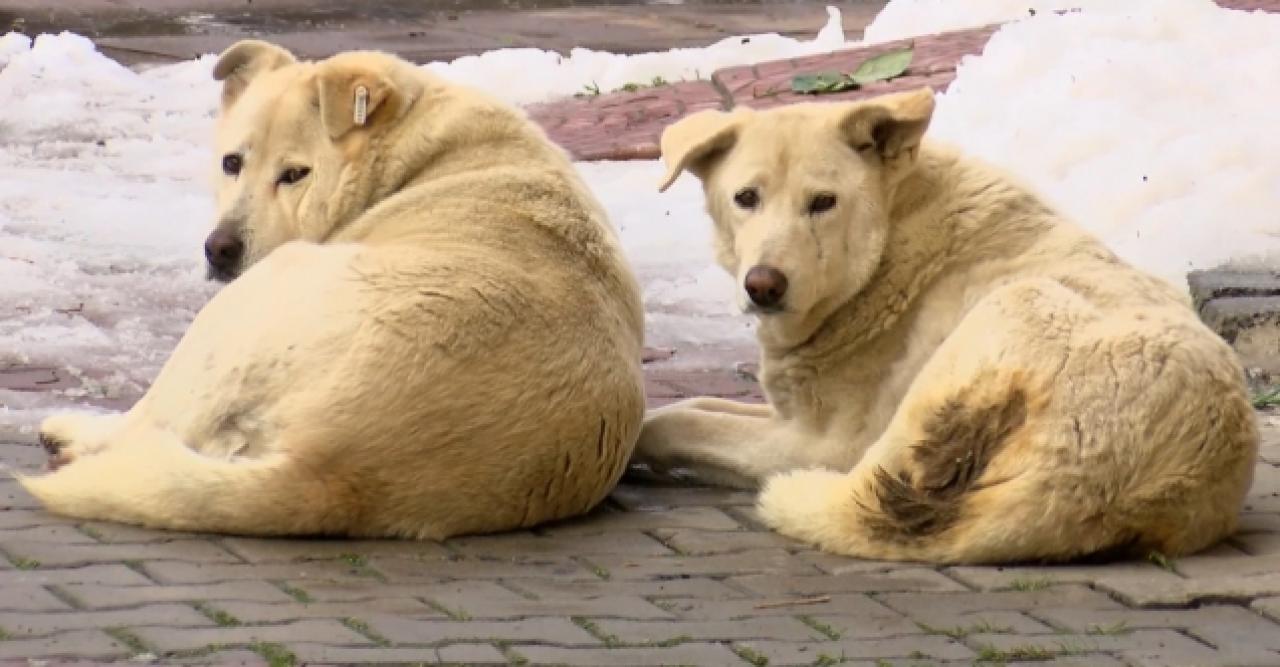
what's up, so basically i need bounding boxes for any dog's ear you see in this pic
[213,40,297,110]
[838,87,935,161]
[315,55,423,141]
[657,109,747,193]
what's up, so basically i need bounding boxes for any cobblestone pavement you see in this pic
[1,374,1280,665]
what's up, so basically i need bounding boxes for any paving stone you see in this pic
[542,505,745,535]
[1169,541,1280,578]
[506,576,748,601]
[61,581,296,608]
[0,480,42,509]
[730,568,967,596]
[211,598,441,623]
[131,619,369,653]
[1099,572,1280,607]
[595,616,823,643]
[1,540,240,568]
[0,509,71,530]
[794,551,905,575]
[0,630,131,660]
[219,536,451,563]
[945,561,1179,591]
[851,609,1051,638]
[1254,596,1280,621]
[291,643,505,664]
[0,585,76,612]
[429,584,674,620]
[0,524,101,545]
[647,528,796,555]
[446,529,672,557]
[74,521,208,544]
[591,548,822,580]
[972,628,1275,661]
[436,643,511,665]
[0,563,151,587]
[1032,604,1280,650]
[141,559,376,585]
[879,585,1126,617]
[365,616,597,646]
[0,604,214,636]
[738,635,974,664]
[663,592,903,621]
[370,554,591,581]
[164,649,268,665]
[511,642,745,666]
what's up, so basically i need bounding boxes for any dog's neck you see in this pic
[758,143,1054,361]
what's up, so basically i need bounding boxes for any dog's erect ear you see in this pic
[213,40,297,109]
[657,109,747,193]
[315,55,423,140]
[838,87,936,160]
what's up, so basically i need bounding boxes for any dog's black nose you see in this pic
[744,265,788,309]
[204,228,244,274]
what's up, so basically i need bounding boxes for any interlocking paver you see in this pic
[510,642,746,666]
[365,616,597,646]
[446,530,672,557]
[60,581,297,608]
[594,616,823,643]
[140,560,376,585]
[210,598,440,623]
[737,635,974,664]
[218,536,451,563]
[1,540,240,568]
[0,585,76,612]
[130,619,370,653]
[0,630,130,660]
[729,568,968,596]
[0,604,213,637]
[0,564,151,587]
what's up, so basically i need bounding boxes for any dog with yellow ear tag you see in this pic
[20,41,647,540]
[635,88,1258,565]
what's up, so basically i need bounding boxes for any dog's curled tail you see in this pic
[756,384,1060,564]
[15,430,350,537]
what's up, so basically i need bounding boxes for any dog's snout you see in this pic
[744,265,789,309]
[204,228,244,274]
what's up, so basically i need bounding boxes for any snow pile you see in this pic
[427,6,849,106]
[928,0,1280,278]
[866,0,1124,42]
[2,0,1279,427]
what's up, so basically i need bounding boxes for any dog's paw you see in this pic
[38,413,114,471]
[757,468,844,541]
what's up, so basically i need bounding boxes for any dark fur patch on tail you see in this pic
[865,388,1029,540]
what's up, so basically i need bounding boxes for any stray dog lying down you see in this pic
[19,41,647,539]
[636,88,1258,564]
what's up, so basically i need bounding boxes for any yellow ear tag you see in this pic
[353,85,369,126]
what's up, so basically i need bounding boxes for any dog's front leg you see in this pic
[632,397,816,489]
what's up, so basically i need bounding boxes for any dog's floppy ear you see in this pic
[657,109,747,193]
[315,54,423,141]
[213,40,297,109]
[838,87,936,160]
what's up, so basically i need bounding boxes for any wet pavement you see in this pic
[2,0,887,66]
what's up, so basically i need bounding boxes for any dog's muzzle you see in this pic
[204,227,245,283]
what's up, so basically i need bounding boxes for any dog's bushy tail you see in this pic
[757,383,1069,564]
[15,429,350,537]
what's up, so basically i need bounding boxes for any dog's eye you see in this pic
[734,188,760,209]
[808,193,837,215]
[278,167,311,185]
[222,154,243,176]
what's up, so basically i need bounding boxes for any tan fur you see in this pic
[16,42,646,539]
[637,88,1258,564]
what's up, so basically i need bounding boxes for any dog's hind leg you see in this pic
[15,422,355,536]
[634,399,833,489]
[38,412,127,469]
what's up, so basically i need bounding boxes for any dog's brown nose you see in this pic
[744,265,788,309]
[204,227,244,274]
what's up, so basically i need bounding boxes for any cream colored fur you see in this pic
[17,41,646,539]
[637,88,1258,564]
